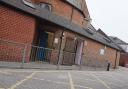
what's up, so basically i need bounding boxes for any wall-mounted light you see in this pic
[62,32,65,36]
[104,45,107,50]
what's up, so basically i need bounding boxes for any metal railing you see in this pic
[0,39,111,70]
[0,39,25,68]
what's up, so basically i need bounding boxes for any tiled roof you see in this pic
[109,36,127,45]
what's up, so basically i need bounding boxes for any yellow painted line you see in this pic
[8,72,36,89]
[68,72,75,89]
[90,73,111,89]
[33,77,93,89]
[0,71,11,75]
[33,77,68,85]
[0,88,5,89]
[4,70,81,73]
[74,85,93,89]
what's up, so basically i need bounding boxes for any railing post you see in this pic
[79,54,83,70]
[57,31,64,70]
[21,45,27,68]
[57,50,63,70]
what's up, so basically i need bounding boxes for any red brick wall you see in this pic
[50,30,119,67]
[52,0,73,20]
[120,53,128,67]
[0,5,36,62]
[0,5,35,43]
[32,0,89,27]
[52,31,119,67]
[72,9,84,27]
[83,38,118,68]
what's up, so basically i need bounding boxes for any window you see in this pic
[38,3,52,11]
[22,0,35,8]
[85,28,94,35]
[22,0,52,11]
[103,37,112,43]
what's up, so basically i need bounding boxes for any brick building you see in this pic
[0,0,120,68]
[109,36,128,68]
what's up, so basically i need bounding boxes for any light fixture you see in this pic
[104,45,107,49]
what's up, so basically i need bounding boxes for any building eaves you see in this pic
[108,36,127,52]
[0,0,120,50]
[109,36,127,45]
[86,25,120,50]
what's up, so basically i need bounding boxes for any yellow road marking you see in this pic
[4,70,83,73]
[68,72,75,89]
[90,73,111,89]
[8,72,36,89]
[0,71,11,75]
[74,85,93,89]
[0,88,5,89]
[33,77,68,85]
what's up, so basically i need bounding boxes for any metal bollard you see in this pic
[107,63,110,71]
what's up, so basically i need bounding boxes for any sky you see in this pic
[86,0,128,43]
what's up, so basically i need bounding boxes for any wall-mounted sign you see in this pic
[54,38,59,44]
[65,0,82,10]
[100,49,105,55]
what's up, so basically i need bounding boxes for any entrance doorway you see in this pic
[30,22,55,63]
[37,31,54,62]
[62,37,77,65]
[75,40,84,65]
[62,37,84,66]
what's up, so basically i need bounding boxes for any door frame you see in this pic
[75,40,84,65]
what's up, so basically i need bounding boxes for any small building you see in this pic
[109,36,128,68]
[0,0,120,68]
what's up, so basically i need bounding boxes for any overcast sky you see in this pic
[86,0,128,43]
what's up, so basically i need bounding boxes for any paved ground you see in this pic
[0,67,128,89]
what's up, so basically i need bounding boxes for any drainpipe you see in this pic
[57,30,64,69]
[70,5,74,21]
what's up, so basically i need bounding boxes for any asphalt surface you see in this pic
[0,67,128,89]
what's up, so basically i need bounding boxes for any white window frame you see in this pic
[22,0,35,8]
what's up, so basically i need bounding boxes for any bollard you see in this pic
[107,63,110,71]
